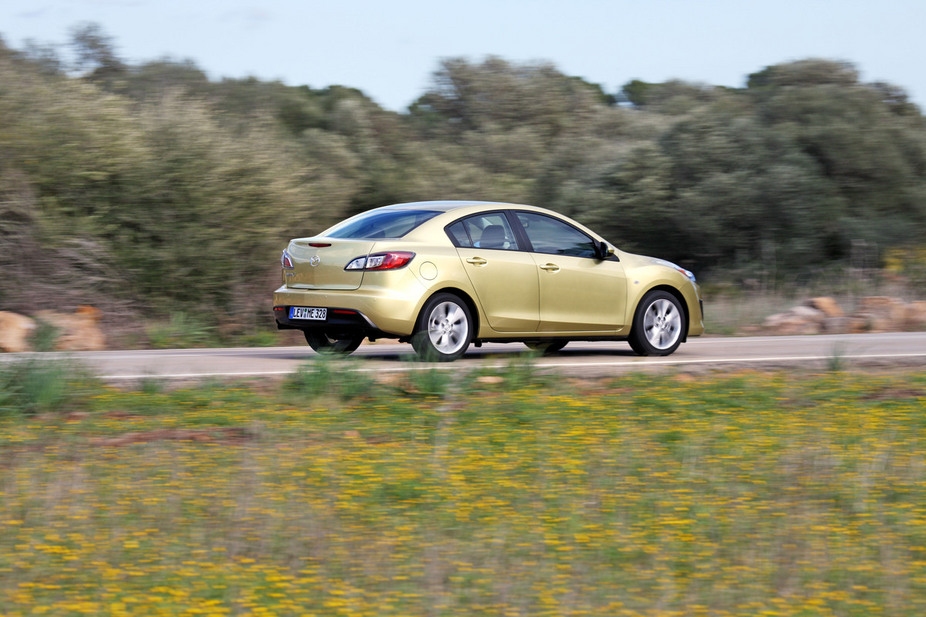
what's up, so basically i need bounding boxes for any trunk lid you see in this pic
[285,239,376,290]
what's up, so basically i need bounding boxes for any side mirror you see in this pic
[596,241,615,260]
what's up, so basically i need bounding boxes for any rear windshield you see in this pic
[325,210,441,239]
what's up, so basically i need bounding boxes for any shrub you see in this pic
[283,357,375,402]
[0,357,97,416]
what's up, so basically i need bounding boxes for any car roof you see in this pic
[379,200,529,212]
[389,201,606,243]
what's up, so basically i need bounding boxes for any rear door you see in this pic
[447,213,540,332]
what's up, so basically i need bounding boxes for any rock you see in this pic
[807,297,844,318]
[903,301,926,330]
[374,372,405,387]
[762,305,826,335]
[476,375,505,385]
[757,296,926,335]
[33,305,106,351]
[756,295,926,335]
[821,317,851,334]
[849,317,870,334]
[854,297,907,333]
[790,305,826,322]
[0,311,36,352]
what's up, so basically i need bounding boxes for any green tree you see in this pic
[4,24,926,333]
[749,59,926,253]
[411,56,604,139]
[70,22,126,87]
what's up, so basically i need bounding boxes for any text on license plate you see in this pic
[289,306,327,321]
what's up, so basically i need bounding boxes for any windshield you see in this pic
[325,210,441,239]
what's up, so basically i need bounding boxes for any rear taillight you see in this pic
[345,251,415,271]
[281,250,294,269]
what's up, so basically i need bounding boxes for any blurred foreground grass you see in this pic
[2,358,926,616]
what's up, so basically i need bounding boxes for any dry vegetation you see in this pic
[2,357,926,615]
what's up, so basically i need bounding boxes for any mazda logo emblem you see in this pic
[310,256,321,267]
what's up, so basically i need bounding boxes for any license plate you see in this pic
[289,306,327,321]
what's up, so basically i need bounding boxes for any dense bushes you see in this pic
[2,33,925,340]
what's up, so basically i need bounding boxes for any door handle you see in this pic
[466,257,488,266]
[539,263,560,272]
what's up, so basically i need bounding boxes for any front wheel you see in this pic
[411,293,473,362]
[628,290,686,356]
[304,331,364,356]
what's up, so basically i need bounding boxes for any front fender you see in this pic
[624,268,704,337]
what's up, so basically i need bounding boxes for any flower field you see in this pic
[2,361,926,616]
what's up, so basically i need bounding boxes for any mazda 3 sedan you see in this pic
[273,201,704,361]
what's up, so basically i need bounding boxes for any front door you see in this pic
[515,211,627,332]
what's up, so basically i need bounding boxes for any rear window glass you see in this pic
[325,210,441,239]
[446,214,520,250]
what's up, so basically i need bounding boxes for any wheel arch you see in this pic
[632,284,690,343]
[418,286,481,338]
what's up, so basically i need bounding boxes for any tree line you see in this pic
[1,24,925,337]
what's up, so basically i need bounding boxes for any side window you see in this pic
[516,212,598,258]
[446,221,472,247]
[446,213,520,251]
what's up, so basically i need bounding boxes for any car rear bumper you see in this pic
[272,285,422,338]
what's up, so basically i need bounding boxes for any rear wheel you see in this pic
[628,290,686,356]
[524,341,568,355]
[304,331,364,356]
[412,293,472,362]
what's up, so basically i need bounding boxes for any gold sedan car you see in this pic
[273,201,704,361]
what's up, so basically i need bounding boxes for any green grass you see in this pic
[0,357,96,416]
[145,312,221,349]
[2,361,926,615]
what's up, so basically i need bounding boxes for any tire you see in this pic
[304,331,363,356]
[524,341,568,355]
[411,293,473,362]
[628,290,686,356]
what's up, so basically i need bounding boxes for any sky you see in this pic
[1,0,924,112]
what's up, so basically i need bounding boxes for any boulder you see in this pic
[790,305,826,322]
[821,317,851,334]
[762,306,825,335]
[34,305,106,351]
[904,301,926,330]
[759,296,926,335]
[807,297,844,318]
[0,311,36,352]
[853,297,907,333]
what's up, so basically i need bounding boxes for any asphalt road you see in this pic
[4,332,925,382]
